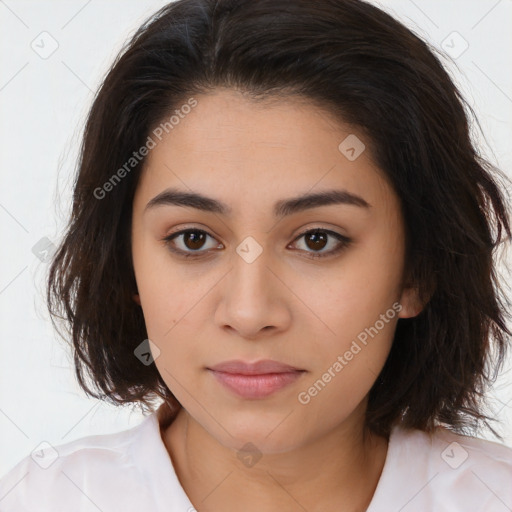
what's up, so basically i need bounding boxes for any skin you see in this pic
[131,88,422,512]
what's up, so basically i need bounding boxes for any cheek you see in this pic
[293,240,402,340]
[133,255,220,374]
[290,232,401,386]
[296,304,396,424]
[132,233,194,331]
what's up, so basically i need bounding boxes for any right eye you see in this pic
[162,229,223,259]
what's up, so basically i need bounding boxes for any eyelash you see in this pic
[161,227,352,260]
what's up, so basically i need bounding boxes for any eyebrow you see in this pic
[144,187,371,217]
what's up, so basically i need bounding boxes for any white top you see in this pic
[1,411,511,511]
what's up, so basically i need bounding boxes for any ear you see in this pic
[397,286,423,319]
[133,293,141,306]
[396,263,436,319]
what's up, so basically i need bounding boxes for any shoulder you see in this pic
[372,425,512,511]
[404,425,512,476]
[0,415,156,512]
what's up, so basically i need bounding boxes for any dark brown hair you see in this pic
[47,0,512,438]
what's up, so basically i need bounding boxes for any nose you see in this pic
[214,247,292,340]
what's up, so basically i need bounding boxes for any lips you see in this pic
[206,359,306,399]
[207,359,304,375]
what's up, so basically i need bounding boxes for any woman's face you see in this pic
[131,89,420,453]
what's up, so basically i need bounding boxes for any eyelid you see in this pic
[291,226,348,242]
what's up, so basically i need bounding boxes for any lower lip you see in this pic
[208,370,304,399]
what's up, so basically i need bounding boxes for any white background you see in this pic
[1,0,511,478]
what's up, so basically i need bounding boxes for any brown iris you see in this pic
[304,231,328,251]
[183,230,207,250]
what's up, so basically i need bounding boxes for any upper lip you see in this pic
[208,359,304,375]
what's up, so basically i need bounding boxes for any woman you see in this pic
[1,0,511,510]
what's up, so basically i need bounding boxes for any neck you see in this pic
[161,404,389,512]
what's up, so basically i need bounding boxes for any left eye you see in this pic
[162,228,351,259]
[290,228,351,258]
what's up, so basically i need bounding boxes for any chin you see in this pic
[205,416,306,456]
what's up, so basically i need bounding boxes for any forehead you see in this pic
[134,89,396,216]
